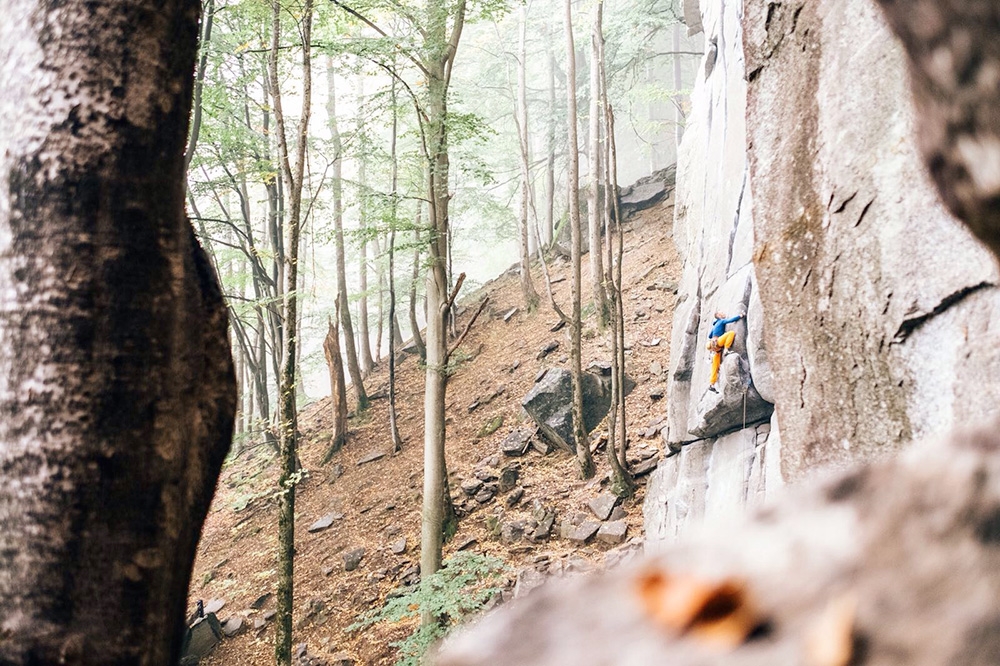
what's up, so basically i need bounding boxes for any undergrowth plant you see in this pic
[348,552,508,665]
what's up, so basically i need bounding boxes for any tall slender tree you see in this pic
[516,3,540,311]
[565,0,595,478]
[588,0,609,327]
[268,0,314,662]
[328,57,370,411]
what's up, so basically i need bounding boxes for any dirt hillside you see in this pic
[189,196,681,665]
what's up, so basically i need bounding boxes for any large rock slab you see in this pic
[182,614,223,661]
[618,165,677,218]
[521,368,634,453]
[688,353,773,439]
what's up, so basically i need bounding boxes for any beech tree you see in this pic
[515,3,540,311]
[268,0,314,661]
[564,0,595,479]
[0,0,236,663]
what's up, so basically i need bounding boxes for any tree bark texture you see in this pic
[409,217,427,361]
[563,0,595,479]
[0,2,236,664]
[356,123,376,374]
[420,0,466,583]
[588,0,608,327]
[269,0,313,662]
[323,317,349,457]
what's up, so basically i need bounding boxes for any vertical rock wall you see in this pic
[745,0,1000,480]
[645,0,782,549]
[647,0,1000,548]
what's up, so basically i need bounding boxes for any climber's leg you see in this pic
[719,330,736,351]
[710,350,722,385]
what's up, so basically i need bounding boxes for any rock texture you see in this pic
[745,0,1000,480]
[648,0,1000,547]
[651,0,780,544]
[521,368,634,452]
[438,426,1000,666]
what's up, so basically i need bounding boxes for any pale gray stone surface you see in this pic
[745,0,1000,480]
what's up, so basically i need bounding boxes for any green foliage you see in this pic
[347,553,508,666]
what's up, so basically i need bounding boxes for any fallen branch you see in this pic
[444,271,466,314]
[448,296,490,359]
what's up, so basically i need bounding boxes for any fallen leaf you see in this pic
[805,592,857,666]
[635,568,764,650]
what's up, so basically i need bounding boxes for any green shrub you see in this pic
[348,552,508,666]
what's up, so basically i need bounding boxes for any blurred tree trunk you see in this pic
[269,0,313,661]
[588,0,608,327]
[0,0,236,663]
[564,0,594,479]
[356,85,376,374]
[545,35,558,248]
[517,3,540,312]
[409,218,427,360]
[374,234,385,364]
[323,315,349,458]
[327,57,370,411]
[388,78,404,453]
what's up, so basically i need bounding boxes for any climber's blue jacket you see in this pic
[708,315,742,339]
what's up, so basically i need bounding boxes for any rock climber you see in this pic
[707,311,744,392]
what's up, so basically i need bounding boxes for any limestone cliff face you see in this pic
[645,0,1000,547]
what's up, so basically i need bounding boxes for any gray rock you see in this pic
[608,506,626,522]
[531,512,555,541]
[530,438,553,455]
[474,468,498,482]
[343,547,366,571]
[475,487,496,504]
[357,450,386,466]
[618,165,676,218]
[505,487,525,507]
[308,512,344,533]
[203,598,225,615]
[250,593,272,610]
[498,465,519,493]
[567,521,601,544]
[687,353,773,439]
[630,457,659,477]
[221,616,245,637]
[513,567,547,599]
[587,492,620,521]
[182,615,222,660]
[501,521,525,544]
[390,537,407,555]
[500,429,532,456]
[536,341,559,359]
[521,368,635,453]
[461,478,484,496]
[596,521,627,545]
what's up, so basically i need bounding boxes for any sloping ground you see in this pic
[189,197,681,665]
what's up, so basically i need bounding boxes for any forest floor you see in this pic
[189,195,681,665]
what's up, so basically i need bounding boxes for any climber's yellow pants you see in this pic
[708,331,736,385]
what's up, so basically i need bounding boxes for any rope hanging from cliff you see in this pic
[742,388,748,430]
